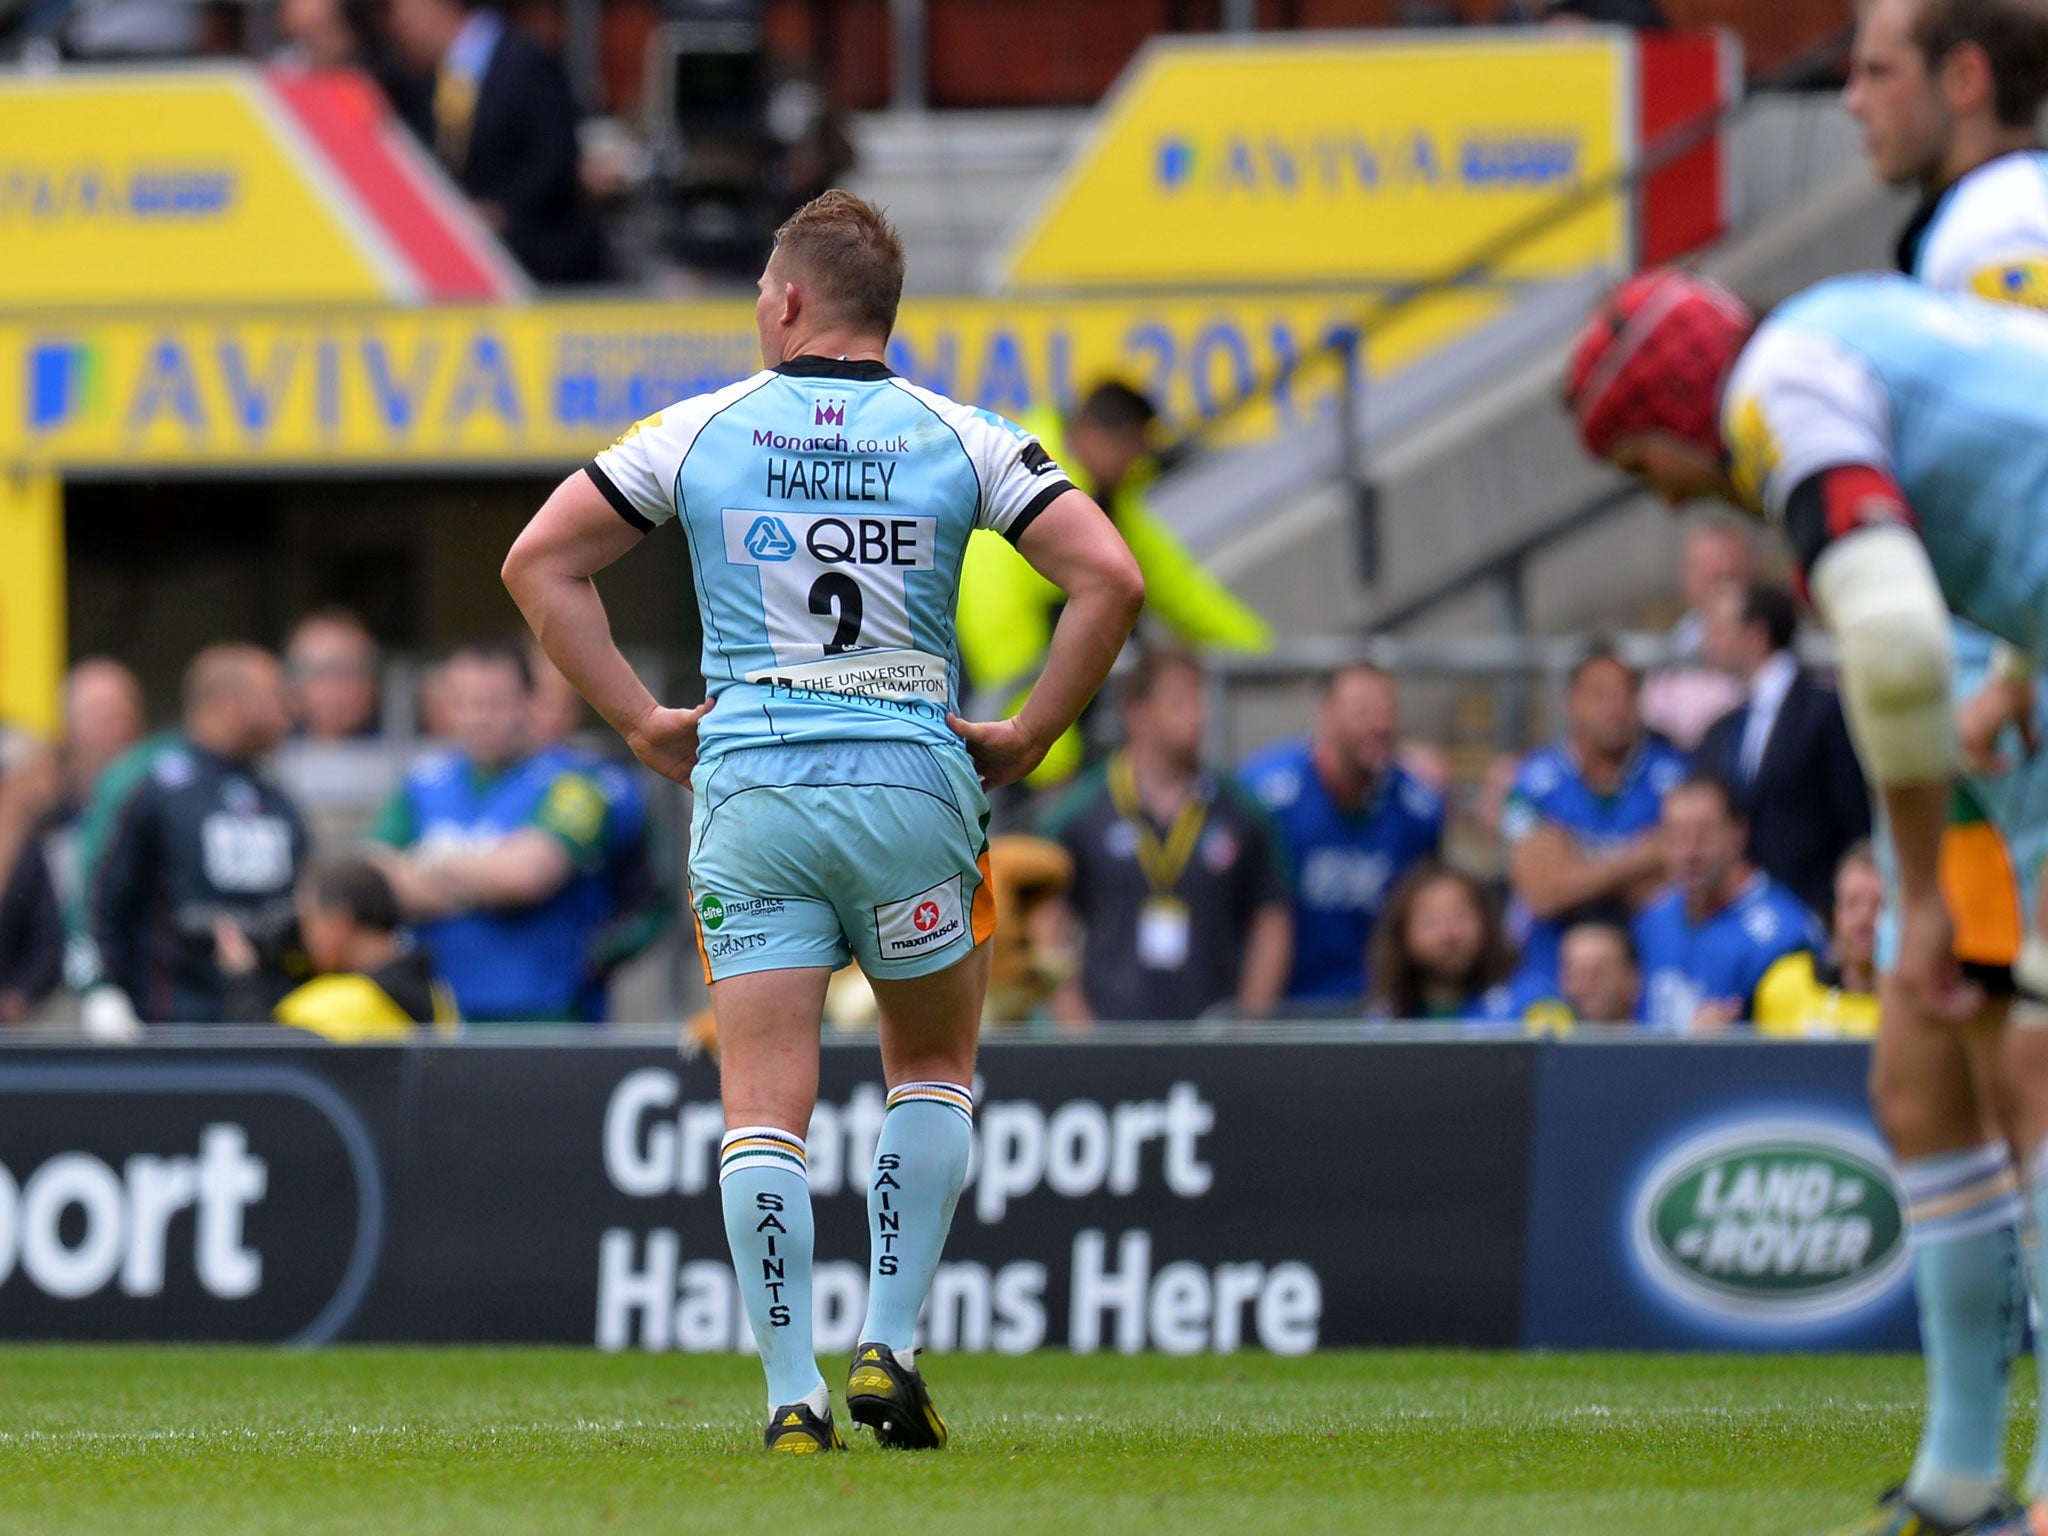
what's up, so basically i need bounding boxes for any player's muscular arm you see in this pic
[1509,824,1665,920]
[951,489,1144,789]
[504,473,712,784]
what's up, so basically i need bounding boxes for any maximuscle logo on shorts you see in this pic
[875,877,965,959]
[1629,1120,1910,1324]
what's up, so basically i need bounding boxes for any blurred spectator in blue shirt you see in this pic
[1243,665,1443,1006]
[1633,773,1822,1034]
[372,640,621,1022]
[1365,864,1514,1023]
[1501,645,1686,999]
[524,640,672,995]
[1485,917,1647,1029]
[1558,920,1643,1025]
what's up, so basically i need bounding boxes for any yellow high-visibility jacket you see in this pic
[957,410,1271,784]
[1752,951,1879,1039]
[272,953,461,1043]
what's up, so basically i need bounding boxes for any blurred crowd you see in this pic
[0,512,1883,1039]
[0,609,673,1038]
[999,510,1879,1037]
[0,372,1888,1040]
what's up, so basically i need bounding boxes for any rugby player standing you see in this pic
[504,191,1144,1451]
[1568,256,2048,1535]
[1845,1,2048,1527]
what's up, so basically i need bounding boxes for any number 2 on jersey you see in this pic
[808,573,865,655]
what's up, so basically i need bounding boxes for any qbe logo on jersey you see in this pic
[724,507,941,680]
[1628,1119,1909,1326]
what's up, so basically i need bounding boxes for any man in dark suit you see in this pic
[387,0,605,284]
[1695,580,1871,919]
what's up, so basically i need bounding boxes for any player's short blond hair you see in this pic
[771,190,906,338]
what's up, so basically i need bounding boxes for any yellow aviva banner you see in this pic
[1002,32,1633,290]
[0,289,1504,471]
[0,71,397,304]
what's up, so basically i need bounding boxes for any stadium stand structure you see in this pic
[845,86,1898,759]
[845,110,1085,295]
[1178,95,1898,640]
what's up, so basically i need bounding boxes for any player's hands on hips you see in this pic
[1894,891,1985,1025]
[1958,674,2039,775]
[626,699,713,785]
[948,713,1045,789]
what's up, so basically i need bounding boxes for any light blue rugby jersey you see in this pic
[587,356,1074,762]
[1723,273,2048,660]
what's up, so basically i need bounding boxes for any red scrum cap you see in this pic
[1566,269,1754,461]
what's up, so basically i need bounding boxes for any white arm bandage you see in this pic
[1808,523,1955,784]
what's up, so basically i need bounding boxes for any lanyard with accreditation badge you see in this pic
[1107,752,1209,971]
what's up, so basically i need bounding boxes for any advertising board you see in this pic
[0,289,1500,472]
[0,1040,1537,1350]
[1520,1042,1917,1349]
[0,68,521,306]
[1001,29,1735,289]
[1,1039,1914,1352]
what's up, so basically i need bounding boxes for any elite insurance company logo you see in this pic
[1629,1119,1910,1325]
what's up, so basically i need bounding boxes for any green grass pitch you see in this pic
[0,1347,2018,1534]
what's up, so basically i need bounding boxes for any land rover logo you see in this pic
[1630,1120,1909,1323]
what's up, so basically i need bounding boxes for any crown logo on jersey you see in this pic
[813,396,847,427]
[743,516,797,562]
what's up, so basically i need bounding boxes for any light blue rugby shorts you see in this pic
[687,741,995,982]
